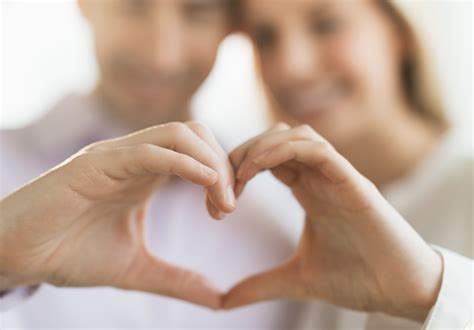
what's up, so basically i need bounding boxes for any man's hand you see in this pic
[0,121,235,309]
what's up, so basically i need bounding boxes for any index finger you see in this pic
[186,121,236,217]
[89,123,234,213]
[229,123,290,173]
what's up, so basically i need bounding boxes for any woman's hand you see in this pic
[224,123,443,322]
[0,121,235,309]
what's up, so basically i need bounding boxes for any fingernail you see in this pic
[212,208,225,220]
[234,181,245,198]
[226,185,236,208]
[202,165,217,177]
[236,165,246,180]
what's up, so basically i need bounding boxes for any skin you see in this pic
[0,122,235,309]
[223,0,443,323]
[0,0,444,320]
[242,0,440,187]
[78,0,232,130]
[225,124,442,322]
[0,0,235,307]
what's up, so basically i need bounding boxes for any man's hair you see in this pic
[226,0,241,28]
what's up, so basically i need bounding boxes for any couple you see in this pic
[0,0,472,329]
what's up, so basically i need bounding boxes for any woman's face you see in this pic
[242,0,407,148]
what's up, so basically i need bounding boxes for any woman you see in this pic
[223,0,472,328]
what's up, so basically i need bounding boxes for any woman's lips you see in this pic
[282,85,343,119]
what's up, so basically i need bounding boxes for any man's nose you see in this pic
[277,32,321,86]
[147,14,186,73]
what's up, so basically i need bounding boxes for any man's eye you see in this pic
[119,0,150,17]
[182,2,223,22]
[311,17,341,35]
[252,28,277,50]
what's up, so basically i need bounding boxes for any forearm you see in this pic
[387,248,443,323]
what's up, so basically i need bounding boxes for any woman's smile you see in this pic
[280,81,347,120]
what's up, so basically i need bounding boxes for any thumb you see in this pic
[119,251,223,310]
[222,259,299,309]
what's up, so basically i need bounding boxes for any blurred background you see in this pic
[0,0,472,142]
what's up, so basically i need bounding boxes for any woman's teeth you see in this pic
[286,86,341,117]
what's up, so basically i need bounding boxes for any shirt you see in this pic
[0,94,306,328]
[1,94,472,329]
[296,129,473,329]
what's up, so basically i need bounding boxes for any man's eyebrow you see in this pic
[184,0,226,7]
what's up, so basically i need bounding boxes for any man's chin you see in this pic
[121,99,191,127]
[95,85,192,128]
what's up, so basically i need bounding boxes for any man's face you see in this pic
[79,0,232,127]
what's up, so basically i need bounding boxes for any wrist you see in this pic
[386,249,443,323]
[411,249,443,323]
[0,250,46,292]
[0,195,45,292]
[0,246,40,291]
[0,272,28,292]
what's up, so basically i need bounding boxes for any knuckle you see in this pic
[165,122,189,136]
[246,146,262,160]
[273,122,290,130]
[72,151,96,166]
[281,140,295,151]
[82,141,107,153]
[295,124,315,138]
[133,143,156,156]
[247,139,268,158]
[317,140,334,151]
[307,138,332,152]
[228,149,241,166]
[186,120,209,134]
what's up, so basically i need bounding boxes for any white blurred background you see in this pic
[0,0,472,142]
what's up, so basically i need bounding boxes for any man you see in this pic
[0,0,304,328]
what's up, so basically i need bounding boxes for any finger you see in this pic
[239,140,354,185]
[270,166,299,186]
[94,123,234,212]
[235,162,302,198]
[231,123,291,198]
[235,125,326,180]
[120,251,222,310]
[205,191,225,220]
[222,260,298,310]
[229,122,290,174]
[233,179,246,199]
[95,144,218,187]
[88,122,202,150]
[186,121,236,214]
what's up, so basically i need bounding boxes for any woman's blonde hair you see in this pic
[380,0,449,131]
[234,0,450,131]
